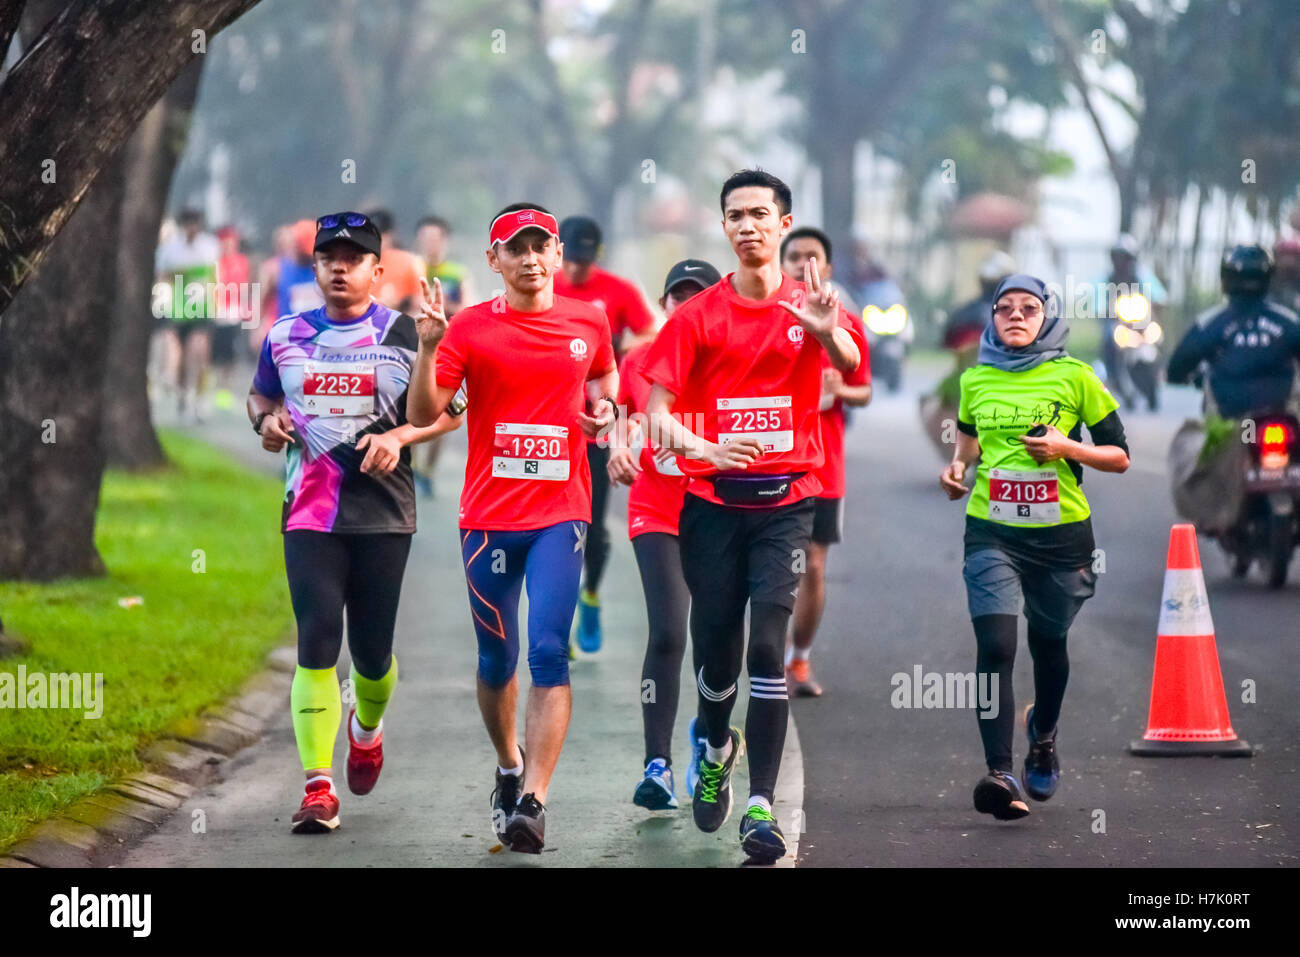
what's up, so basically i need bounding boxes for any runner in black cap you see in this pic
[608,258,722,810]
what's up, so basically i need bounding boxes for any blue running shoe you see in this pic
[1023,705,1060,801]
[575,590,602,652]
[685,717,706,799]
[633,758,678,810]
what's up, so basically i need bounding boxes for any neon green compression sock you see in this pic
[291,666,341,772]
[351,656,398,729]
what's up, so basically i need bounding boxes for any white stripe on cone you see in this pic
[1156,568,1216,637]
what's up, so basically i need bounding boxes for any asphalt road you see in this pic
[795,368,1300,867]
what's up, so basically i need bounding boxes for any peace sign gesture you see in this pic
[779,257,841,337]
[414,276,448,351]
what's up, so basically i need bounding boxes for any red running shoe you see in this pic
[346,709,384,796]
[291,779,340,834]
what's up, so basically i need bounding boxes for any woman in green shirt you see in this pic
[939,274,1130,820]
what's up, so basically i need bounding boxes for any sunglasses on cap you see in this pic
[316,212,372,231]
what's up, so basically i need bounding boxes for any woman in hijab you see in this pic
[939,274,1131,820]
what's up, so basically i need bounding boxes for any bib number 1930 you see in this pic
[987,467,1061,525]
[492,423,570,481]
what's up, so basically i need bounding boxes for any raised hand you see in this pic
[778,257,841,337]
[414,276,448,350]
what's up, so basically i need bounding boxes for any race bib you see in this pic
[493,423,570,481]
[987,467,1061,525]
[717,396,794,453]
[303,362,375,416]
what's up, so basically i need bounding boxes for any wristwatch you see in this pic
[253,411,274,435]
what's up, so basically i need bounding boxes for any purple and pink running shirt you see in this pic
[253,302,420,534]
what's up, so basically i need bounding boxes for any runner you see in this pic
[367,208,425,314]
[412,214,479,498]
[416,215,478,316]
[608,258,722,810]
[554,215,657,653]
[643,170,864,863]
[407,203,618,853]
[213,225,251,410]
[778,227,872,697]
[939,274,1130,821]
[155,208,220,421]
[248,211,462,834]
[260,219,325,338]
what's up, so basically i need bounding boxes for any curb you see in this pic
[0,644,295,868]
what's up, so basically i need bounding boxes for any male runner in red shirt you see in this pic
[407,204,617,855]
[643,170,863,864]
[553,216,656,654]
[779,227,872,697]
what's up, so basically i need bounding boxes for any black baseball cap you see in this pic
[559,216,602,263]
[314,211,382,257]
[663,259,722,297]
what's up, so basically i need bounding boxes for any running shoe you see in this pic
[1023,704,1061,801]
[739,805,786,863]
[633,758,678,810]
[972,769,1030,821]
[786,658,823,697]
[505,793,546,854]
[490,747,526,843]
[344,709,383,796]
[290,779,340,834]
[575,590,602,652]
[685,716,706,799]
[692,727,742,833]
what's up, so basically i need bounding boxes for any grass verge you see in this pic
[0,429,291,853]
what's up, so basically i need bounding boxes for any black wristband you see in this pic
[601,396,620,419]
[253,411,273,435]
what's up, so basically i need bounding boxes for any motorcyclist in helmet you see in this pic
[1097,234,1168,407]
[943,250,1017,355]
[1167,244,1300,419]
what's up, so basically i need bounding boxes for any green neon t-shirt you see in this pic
[958,356,1118,528]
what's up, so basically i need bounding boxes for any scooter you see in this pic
[863,303,910,393]
[1109,291,1162,411]
[1219,412,1300,588]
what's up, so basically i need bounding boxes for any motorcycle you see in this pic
[1109,291,1162,411]
[1221,413,1300,587]
[863,303,910,393]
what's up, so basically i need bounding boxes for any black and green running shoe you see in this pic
[739,806,786,864]
[692,727,742,833]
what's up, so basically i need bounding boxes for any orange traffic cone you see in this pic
[1129,524,1253,756]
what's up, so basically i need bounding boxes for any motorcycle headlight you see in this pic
[1113,324,1133,348]
[1115,293,1150,325]
[1143,321,1163,345]
[864,303,907,336]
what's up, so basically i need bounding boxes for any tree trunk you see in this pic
[0,0,261,316]
[0,153,127,579]
[103,58,205,470]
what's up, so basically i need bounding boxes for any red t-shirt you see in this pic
[435,294,616,530]
[618,341,688,537]
[554,265,655,349]
[642,272,865,507]
[815,308,871,499]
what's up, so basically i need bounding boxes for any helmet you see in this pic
[1221,244,1272,297]
[978,250,1017,285]
[1110,233,1139,260]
